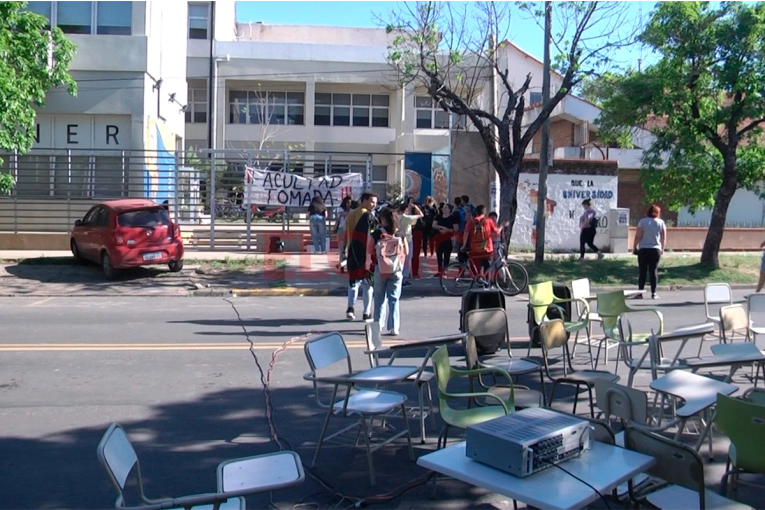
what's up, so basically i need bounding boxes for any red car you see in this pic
[70,199,185,279]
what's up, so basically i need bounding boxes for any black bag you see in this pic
[527,282,572,348]
[460,288,506,355]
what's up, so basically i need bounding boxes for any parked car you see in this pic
[70,199,184,279]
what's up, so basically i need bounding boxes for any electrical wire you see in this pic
[223,297,438,509]
[543,459,612,510]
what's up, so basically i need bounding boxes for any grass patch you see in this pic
[527,254,761,287]
[188,256,287,272]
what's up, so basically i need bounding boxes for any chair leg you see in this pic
[572,383,581,415]
[360,417,376,486]
[437,425,450,450]
[548,381,560,408]
[417,383,426,444]
[401,403,415,460]
[425,381,436,430]
[586,384,595,418]
[312,407,334,467]
[539,370,548,407]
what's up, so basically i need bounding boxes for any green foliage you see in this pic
[598,1,765,213]
[0,2,76,194]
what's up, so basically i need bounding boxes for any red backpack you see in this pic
[470,219,491,254]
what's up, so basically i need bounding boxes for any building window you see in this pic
[228,90,304,125]
[57,1,91,34]
[371,165,388,198]
[96,1,131,35]
[185,88,208,124]
[188,3,209,40]
[24,1,132,35]
[414,96,464,129]
[315,93,389,127]
[529,92,543,105]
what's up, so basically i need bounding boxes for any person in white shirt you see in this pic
[633,204,667,299]
[395,200,423,285]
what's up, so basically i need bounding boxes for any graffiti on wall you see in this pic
[144,117,176,201]
[404,147,451,204]
[509,173,618,250]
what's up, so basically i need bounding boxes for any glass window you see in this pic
[416,110,432,129]
[315,106,330,126]
[372,108,388,128]
[228,91,247,124]
[352,107,370,127]
[93,156,125,197]
[96,1,131,35]
[82,206,100,225]
[352,95,370,106]
[372,165,387,182]
[118,208,171,227]
[287,105,304,125]
[247,92,266,124]
[188,3,209,39]
[333,106,350,126]
[372,182,387,199]
[333,94,351,106]
[53,155,89,197]
[27,0,51,21]
[434,110,450,129]
[315,93,332,105]
[415,96,433,108]
[57,1,92,34]
[529,92,543,104]
[372,95,389,107]
[16,155,51,197]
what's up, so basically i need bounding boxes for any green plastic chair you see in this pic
[528,281,591,358]
[715,393,765,497]
[597,290,664,376]
[431,345,515,449]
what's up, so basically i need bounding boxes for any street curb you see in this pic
[230,287,335,297]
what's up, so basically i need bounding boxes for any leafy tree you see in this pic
[597,2,765,268]
[384,1,637,243]
[0,2,76,194]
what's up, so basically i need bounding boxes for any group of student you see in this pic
[336,192,509,336]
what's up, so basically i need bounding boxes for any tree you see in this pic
[0,2,76,194]
[597,2,765,268]
[384,1,637,246]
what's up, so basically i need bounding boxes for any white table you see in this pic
[347,365,419,384]
[649,370,739,456]
[217,451,305,496]
[687,341,765,382]
[417,441,654,510]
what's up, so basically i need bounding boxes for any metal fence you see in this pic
[0,147,399,249]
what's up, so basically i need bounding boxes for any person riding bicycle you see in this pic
[461,205,502,279]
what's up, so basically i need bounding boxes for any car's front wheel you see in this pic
[70,239,83,264]
[168,259,184,272]
[101,251,119,280]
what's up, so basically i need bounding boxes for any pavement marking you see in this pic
[26,297,56,307]
[0,341,369,352]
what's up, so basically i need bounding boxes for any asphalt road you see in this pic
[0,290,762,509]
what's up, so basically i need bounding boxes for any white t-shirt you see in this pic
[398,214,420,243]
[637,216,666,250]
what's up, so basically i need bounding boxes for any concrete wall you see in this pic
[449,131,492,209]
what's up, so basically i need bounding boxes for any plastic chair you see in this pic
[538,319,620,417]
[570,278,614,369]
[464,333,544,409]
[303,332,414,486]
[597,290,664,376]
[431,345,515,449]
[528,281,591,359]
[705,282,733,335]
[97,423,245,510]
[623,426,752,509]
[715,393,765,497]
[720,304,752,344]
[746,293,765,347]
[364,322,435,443]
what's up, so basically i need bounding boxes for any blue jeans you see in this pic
[374,269,403,333]
[347,277,372,314]
[309,215,326,252]
[402,237,413,278]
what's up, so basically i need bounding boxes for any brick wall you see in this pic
[532,120,576,152]
[618,169,677,226]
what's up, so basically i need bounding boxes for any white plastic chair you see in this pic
[97,423,245,510]
[747,294,765,347]
[570,278,616,369]
[705,283,733,331]
[720,304,752,344]
[303,332,414,486]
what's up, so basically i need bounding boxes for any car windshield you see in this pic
[117,208,171,228]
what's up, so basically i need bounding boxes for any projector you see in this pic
[465,407,591,477]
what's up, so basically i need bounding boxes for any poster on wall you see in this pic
[244,167,363,207]
[144,117,176,202]
[404,148,451,204]
[509,173,618,251]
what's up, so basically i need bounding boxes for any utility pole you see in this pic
[534,2,552,265]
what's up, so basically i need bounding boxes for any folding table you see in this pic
[688,341,765,383]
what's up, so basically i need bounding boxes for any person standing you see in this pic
[372,207,407,336]
[334,195,353,272]
[396,200,423,283]
[345,192,378,320]
[432,203,458,275]
[421,196,438,258]
[308,196,327,254]
[453,197,467,265]
[461,205,501,278]
[633,204,667,300]
[579,199,599,259]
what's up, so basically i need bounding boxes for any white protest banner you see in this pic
[244,167,364,207]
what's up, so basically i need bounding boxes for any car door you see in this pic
[89,207,111,258]
[74,206,100,261]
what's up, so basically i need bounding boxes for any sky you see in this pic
[235,1,657,69]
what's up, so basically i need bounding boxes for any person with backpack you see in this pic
[372,207,408,336]
[461,204,501,278]
[579,198,600,259]
[345,192,378,321]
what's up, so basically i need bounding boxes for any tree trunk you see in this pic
[498,162,520,243]
[700,156,737,268]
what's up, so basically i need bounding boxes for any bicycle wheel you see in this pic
[494,260,529,296]
[440,262,474,296]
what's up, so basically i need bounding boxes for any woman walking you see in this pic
[334,195,353,270]
[308,196,328,254]
[373,207,408,336]
[633,204,667,299]
[579,199,599,259]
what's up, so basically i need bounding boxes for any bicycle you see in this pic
[440,245,529,297]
